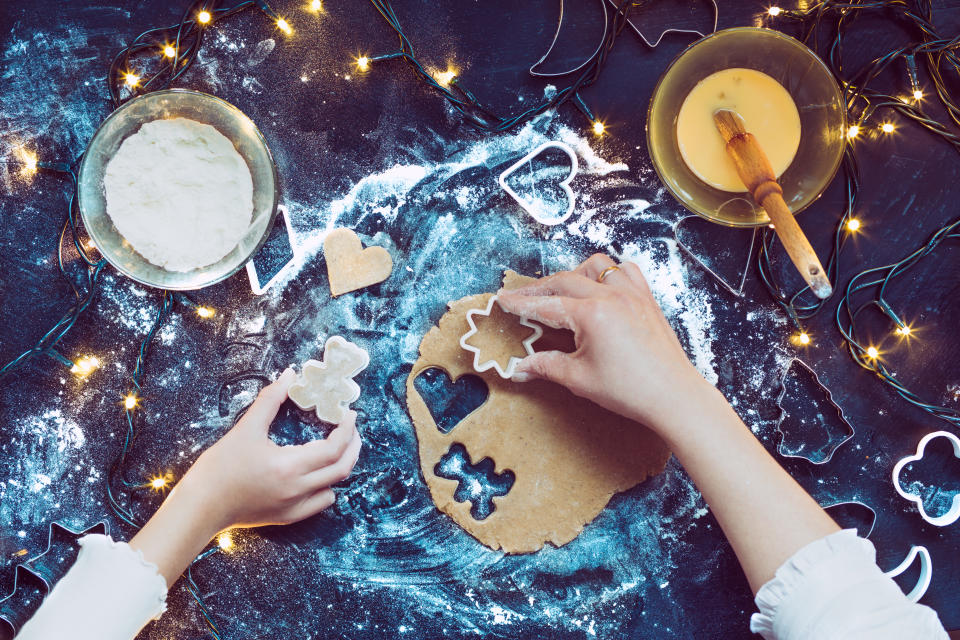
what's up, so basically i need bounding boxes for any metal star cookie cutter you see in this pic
[775,358,855,464]
[892,430,960,527]
[609,0,719,49]
[459,295,543,379]
[820,500,932,602]
[498,142,579,226]
[673,214,757,297]
[822,500,877,538]
[246,204,300,296]
[1,521,108,635]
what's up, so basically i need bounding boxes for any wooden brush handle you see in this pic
[714,110,833,299]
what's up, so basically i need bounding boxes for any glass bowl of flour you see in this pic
[78,89,278,289]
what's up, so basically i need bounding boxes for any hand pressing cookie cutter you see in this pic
[775,358,855,465]
[459,295,543,379]
[498,142,579,226]
[288,336,369,424]
[892,430,960,527]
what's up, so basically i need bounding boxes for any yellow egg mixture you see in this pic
[676,68,801,192]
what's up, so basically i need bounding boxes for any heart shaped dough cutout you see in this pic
[324,228,394,297]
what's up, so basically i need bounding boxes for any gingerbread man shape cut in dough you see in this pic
[406,270,671,553]
[289,336,369,423]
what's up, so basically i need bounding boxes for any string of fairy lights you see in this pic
[3,0,960,636]
[759,0,960,426]
[836,217,960,426]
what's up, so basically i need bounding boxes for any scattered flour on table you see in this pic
[104,117,253,271]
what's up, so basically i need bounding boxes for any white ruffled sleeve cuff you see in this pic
[16,534,168,640]
[750,529,948,640]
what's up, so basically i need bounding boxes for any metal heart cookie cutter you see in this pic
[892,430,960,527]
[498,142,579,226]
[459,295,543,379]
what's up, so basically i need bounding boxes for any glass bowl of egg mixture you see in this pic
[647,27,846,227]
[78,89,278,289]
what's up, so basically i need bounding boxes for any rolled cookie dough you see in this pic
[406,270,671,553]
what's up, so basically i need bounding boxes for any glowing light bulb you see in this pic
[434,69,456,87]
[197,10,212,24]
[866,346,879,359]
[123,72,140,88]
[768,6,782,16]
[356,56,370,71]
[846,125,860,139]
[846,218,861,232]
[913,89,923,100]
[123,394,139,410]
[71,355,100,377]
[218,532,234,550]
[16,146,38,176]
[896,325,912,336]
[163,45,176,58]
[277,18,292,34]
[150,475,167,490]
[796,332,810,345]
[196,306,215,318]
[880,122,895,133]
[309,0,322,11]
[592,120,605,136]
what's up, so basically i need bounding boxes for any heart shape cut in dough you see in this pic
[498,142,578,226]
[324,228,394,297]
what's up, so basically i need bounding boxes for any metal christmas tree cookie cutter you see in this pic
[775,358,855,465]
[459,295,543,379]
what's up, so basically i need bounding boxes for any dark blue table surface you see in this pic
[1,1,958,638]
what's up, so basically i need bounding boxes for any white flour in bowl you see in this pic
[103,117,253,272]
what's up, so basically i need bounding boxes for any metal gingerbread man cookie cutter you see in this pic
[459,295,543,379]
[892,430,960,527]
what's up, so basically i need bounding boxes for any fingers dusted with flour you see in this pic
[170,372,363,538]
[499,255,712,433]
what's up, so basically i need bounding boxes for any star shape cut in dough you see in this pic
[459,295,542,379]
[289,336,370,423]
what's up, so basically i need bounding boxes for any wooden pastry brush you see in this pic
[713,109,833,299]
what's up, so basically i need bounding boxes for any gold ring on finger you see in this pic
[597,265,621,283]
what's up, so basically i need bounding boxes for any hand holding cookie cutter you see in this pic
[289,336,370,423]
[459,295,543,379]
[892,430,960,527]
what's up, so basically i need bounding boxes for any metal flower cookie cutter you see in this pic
[892,430,960,527]
[459,295,543,379]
